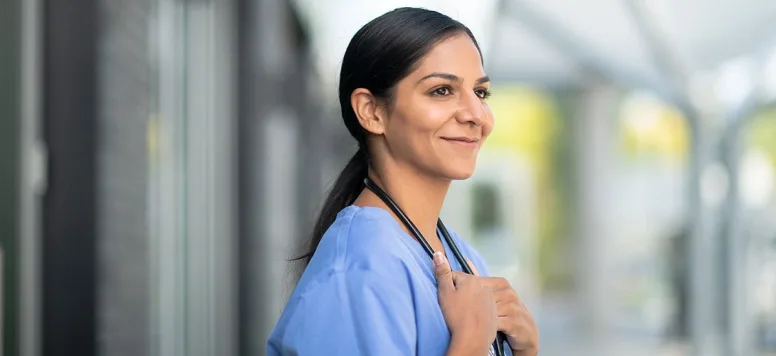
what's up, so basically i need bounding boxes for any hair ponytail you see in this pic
[293,148,368,267]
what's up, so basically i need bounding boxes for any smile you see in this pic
[441,136,480,148]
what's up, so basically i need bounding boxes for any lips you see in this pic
[441,136,480,147]
[442,136,480,143]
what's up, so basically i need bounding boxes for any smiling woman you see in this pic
[267,7,538,356]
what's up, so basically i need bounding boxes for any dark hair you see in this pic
[294,7,482,268]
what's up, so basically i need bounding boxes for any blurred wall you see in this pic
[42,0,99,354]
[96,0,153,354]
[0,0,21,354]
[237,0,321,353]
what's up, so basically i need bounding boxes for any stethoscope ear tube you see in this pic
[436,220,473,275]
[363,177,507,356]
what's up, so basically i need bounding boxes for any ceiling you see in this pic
[292,0,776,105]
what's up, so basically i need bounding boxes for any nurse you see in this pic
[267,7,539,356]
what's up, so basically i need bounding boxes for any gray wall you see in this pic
[96,0,153,354]
[0,0,21,353]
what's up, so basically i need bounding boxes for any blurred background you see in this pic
[1,0,776,355]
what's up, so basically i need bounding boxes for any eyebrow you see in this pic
[417,72,490,85]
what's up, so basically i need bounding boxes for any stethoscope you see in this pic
[363,176,508,356]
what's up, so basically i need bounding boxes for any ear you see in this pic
[351,88,387,135]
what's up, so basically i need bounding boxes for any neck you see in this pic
[354,163,450,248]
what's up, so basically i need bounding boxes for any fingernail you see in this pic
[433,251,446,266]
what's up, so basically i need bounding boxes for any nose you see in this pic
[454,91,487,126]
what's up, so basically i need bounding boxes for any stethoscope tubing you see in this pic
[363,177,507,356]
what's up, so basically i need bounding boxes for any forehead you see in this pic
[409,34,485,79]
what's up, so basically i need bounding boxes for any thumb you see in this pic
[433,251,454,292]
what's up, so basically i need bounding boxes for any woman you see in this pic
[267,7,539,356]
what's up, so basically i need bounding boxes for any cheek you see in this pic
[482,106,495,138]
[386,112,442,155]
[401,102,452,138]
[389,94,460,155]
[418,103,454,130]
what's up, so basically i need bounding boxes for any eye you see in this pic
[475,88,492,99]
[430,86,453,97]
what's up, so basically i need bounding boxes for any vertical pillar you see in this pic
[570,83,620,351]
[95,0,153,354]
[19,0,45,354]
[41,0,100,353]
[237,0,299,354]
[0,0,22,354]
[149,0,239,354]
[720,124,745,356]
[687,111,725,356]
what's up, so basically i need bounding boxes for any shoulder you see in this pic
[299,205,417,287]
[332,205,413,267]
[269,207,421,354]
[281,205,420,317]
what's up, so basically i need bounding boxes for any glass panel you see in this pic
[147,0,237,355]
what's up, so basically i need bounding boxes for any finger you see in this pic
[495,302,522,318]
[471,277,516,304]
[496,315,518,333]
[476,277,513,294]
[498,314,535,340]
[433,251,454,292]
[451,271,476,289]
[498,299,536,325]
[491,288,520,304]
[497,319,529,350]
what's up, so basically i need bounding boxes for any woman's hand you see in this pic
[434,252,497,356]
[474,276,539,356]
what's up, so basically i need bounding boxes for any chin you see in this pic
[444,165,477,180]
[450,173,474,181]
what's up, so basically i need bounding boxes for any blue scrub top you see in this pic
[267,205,512,355]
